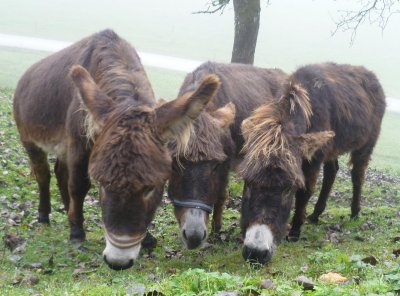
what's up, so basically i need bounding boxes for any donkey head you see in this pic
[167,102,236,249]
[239,81,334,265]
[70,65,220,270]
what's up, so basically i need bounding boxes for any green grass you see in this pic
[370,112,400,174]
[1,88,400,295]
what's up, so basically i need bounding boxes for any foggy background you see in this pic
[0,0,399,171]
[0,0,399,98]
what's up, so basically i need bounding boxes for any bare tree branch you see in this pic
[193,0,270,15]
[333,0,400,45]
[193,0,231,15]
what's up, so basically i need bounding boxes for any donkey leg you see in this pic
[308,159,339,224]
[212,191,228,233]
[350,145,373,219]
[54,158,70,212]
[288,159,322,241]
[67,154,90,242]
[23,142,51,223]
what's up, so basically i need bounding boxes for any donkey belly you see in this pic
[14,92,70,161]
[34,134,68,161]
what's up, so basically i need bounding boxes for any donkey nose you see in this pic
[242,245,272,266]
[103,255,134,270]
[182,227,207,249]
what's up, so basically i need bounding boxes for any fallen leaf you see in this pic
[167,267,176,274]
[12,275,23,285]
[296,276,315,290]
[362,255,378,265]
[21,274,39,286]
[9,254,22,263]
[215,292,239,296]
[3,233,24,251]
[300,264,309,273]
[319,272,348,283]
[260,279,276,290]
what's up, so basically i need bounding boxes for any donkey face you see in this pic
[167,103,235,249]
[70,65,220,270]
[239,90,334,265]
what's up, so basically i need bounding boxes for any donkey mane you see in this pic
[89,104,171,192]
[80,30,154,141]
[91,30,149,103]
[240,80,312,186]
[187,113,228,162]
[168,111,227,162]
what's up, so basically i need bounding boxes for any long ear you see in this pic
[211,102,236,129]
[295,131,335,160]
[279,80,312,126]
[156,98,167,107]
[69,65,115,123]
[155,74,221,142]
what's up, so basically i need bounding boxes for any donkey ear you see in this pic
[155,74,220,142]
[156,98,168,107]
[211,102,236,129]
[69,65,115,123]
[278,81,312,126]
[296,131,335,160]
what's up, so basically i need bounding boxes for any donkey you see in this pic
[13,30,220,270]
[239,62,386,265]
[167,62,287,249]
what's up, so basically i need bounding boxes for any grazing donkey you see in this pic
[167,62,287,249]
[239,63,386,264]
[13,30,220,270]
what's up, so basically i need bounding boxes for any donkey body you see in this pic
[167,62,287,249]
[13,30,220,269]
[240,63,385,264]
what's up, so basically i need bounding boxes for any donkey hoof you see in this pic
[350,213,360,220]
[141,232,157,249]
[70,229,86,243]
[287,231,300,242]
[38,213,50,224]
[307,213,319,224]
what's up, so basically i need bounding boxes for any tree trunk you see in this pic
[231,0,260,64]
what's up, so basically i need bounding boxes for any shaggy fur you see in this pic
[168,62,288,241]
[13,29,217,259]
[239,62,386,264]
[240,81,313,188]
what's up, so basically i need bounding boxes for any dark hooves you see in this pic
[287,231,300,242]
[38,213,50,224]
[307,213,319,224]
[350,214,360,220]
[70,229,86,243]
[141,232,157,249]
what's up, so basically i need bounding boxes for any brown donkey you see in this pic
[167,62,287,249]
[13,30,220,270]
[239,63,385,264]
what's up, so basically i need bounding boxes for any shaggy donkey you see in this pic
[13,30,220,270]
[168,62,287,249]
[240,63,385,264]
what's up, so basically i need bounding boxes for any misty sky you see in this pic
[0,0,399,97]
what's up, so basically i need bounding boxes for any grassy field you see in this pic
[1,88,399,295]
